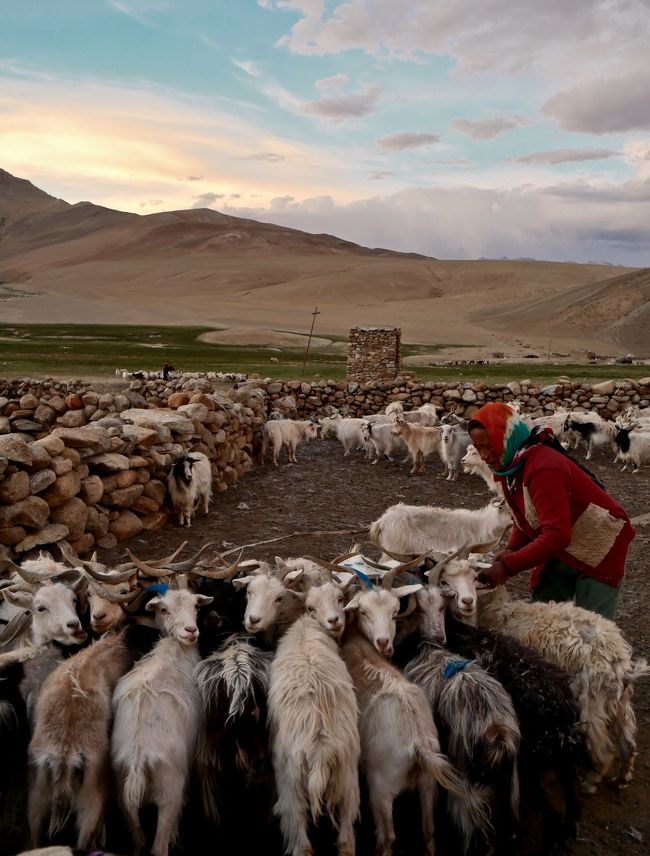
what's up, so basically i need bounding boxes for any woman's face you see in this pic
[469,426,501,468]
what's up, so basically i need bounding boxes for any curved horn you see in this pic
[125,550,176,578]
[186,552,244,581]
[59,541,137,582]
[85,576,141,604]
[465,535,504,556]
[0,609,33,647]
[302,556,333,586]
[353,540,414,564]
[426,542,469,587]
[381,553,429,590]
[159,542,220,572]
[7,561,80,586]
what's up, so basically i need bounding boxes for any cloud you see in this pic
[370,170,394,180]
[192,192,226,208]
[239,152,286,162]
[232,59,261,77]
[542,65,650,134]
[301,83,380,122]
[452,116,525,140]
[514,148,619,165]
[315,73,349,90]
[377,131,440,151]
[107,0,169,26]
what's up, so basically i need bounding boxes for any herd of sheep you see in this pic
[0,394,648,856]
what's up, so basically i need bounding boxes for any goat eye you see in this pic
[307,606,315,613]
[36,606,47,612]
[274,596,283,604]
[160,607,168,615]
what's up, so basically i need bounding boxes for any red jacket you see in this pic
[497,445,634,588]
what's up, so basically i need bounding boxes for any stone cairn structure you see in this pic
[347,327,401,383]
[0,376,265,561]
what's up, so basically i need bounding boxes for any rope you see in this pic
[219,525,371,558]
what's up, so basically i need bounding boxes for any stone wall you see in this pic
[262,375,650,419]
[0,377,265,561]
[347,327,401,383]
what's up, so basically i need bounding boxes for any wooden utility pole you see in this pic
[301,306,320,377]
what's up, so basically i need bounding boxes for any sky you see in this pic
[1,0,650,265]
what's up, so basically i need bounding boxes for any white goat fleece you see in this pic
[269,614,360,856]
[476,586,649,792]
[367,422,406,463]
[167,451,212,526]
[261,419,318,465]
[461,445,501,494]
[440,424,471,481]
[370,500,511,562]
[319,415,371,456]
[391,419,442,474]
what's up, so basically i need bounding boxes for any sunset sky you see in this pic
[2,0,649,264]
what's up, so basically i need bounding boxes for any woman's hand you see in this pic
[476,559,508,587]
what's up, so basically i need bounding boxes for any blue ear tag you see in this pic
[401,572,422,585]
[144,583,169,596]
[443,658,471,679]
[351,567,374,590]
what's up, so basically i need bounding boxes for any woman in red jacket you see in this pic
[468,402,634,618]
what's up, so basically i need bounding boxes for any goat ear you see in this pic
[344,592,361,611]
[274,557,289,570]
[3,589,33,609]
[393,583,423,599]
[232,576,252,590]
[145,597,163,612]
[284,569,304,589]
[194,594,214,607]
[286,589,305,601]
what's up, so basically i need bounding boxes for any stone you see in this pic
[29,469,57,495]
[51,426,112,450]
[461,389,477,403]
[12,419,44,433]
[105,485,144,508]
[69,532,95,556]
[61,447,81,467]
[98,393,114,409]
[143,479,166,505]
[97,534,117,549]
[591,380,616,395]
[0,525,26,545]
[140,511,168,530]
[127,455,150,469]
[177,403,209,422]
[50,497,89,541]
[132,495,160,515]
[168,392,192,408]
[56,409,88,428]
[121,425,159,448]
[34,435,65,456]
[108,510,143,542]
[0,417,11,434]
[19,394,39,410]
[40,469,82,508]
[15,524,70,553]
[114,394,130,412]
[121,408,194,436]
[33,404,56,425]
[51,455,74,476]
[65,393,83,410]
[26,443,52,471]
[638,376,650,386]
[47,395,67,414]
[0,470,31,503]
[80,475,104,504]
[0,435,32,465]
[0,495,50,529]
[87,453,130,472]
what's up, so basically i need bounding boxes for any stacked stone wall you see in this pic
[0,377,265,561]
[347,327,401,382]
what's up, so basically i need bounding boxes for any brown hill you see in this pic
[0,169,645,357]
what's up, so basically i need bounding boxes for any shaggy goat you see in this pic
[261,419,318,465]
[167,451,212,526]
[461,444,500,494]
[391,417,442,474]
[613,424,650,472]
[440,423,471,481]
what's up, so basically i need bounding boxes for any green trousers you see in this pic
[532,559,621,619]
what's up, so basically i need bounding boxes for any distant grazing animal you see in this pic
[167,452,212,526]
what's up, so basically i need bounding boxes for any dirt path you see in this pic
[106,437,650,856]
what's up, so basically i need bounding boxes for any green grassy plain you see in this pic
[0,324,647,385]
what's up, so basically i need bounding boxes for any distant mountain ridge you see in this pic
[0,168,646,357]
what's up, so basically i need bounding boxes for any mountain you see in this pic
[0,168,645,357]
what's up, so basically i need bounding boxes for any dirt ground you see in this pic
[99,436,650,856]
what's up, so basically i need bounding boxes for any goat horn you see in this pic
[354,540,413,564]
[85,576,141,604]
[426,542,470,587]
[158,542,220,572]
[123,589,154,613]
[125,550,176,578]
[4,559,80,586]
[59,541,133,581]
[303,556,334,586]
[381,553,428,590]
[144,541,189,566]
[186,551,244,581]
[465,535,504,556]
[0,609,33,648]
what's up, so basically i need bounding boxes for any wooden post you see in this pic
[301,306,320,377]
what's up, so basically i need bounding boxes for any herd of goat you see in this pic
[0,395,648,856]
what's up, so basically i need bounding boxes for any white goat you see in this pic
[391,416,442,474]
[461,445,500,494]
[369,499,511,563]
[319,415,372,457]
[111,587,213,856]
[261,419,318,465]
[613,424,650,472]
[440,424,471,481]
[28,631,132,849]
[167,451,212,526]
[232,558,306,638]
[523,411,569,438]
[474,585,649,792]
[366,422,406,463]
[565,412,616,459]
[268,578,360,856]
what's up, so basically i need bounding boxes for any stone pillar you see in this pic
[346,327,401,382]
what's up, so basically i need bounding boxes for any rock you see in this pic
[26,443,52,470]
[47,395,67,414]
[65,393,83,410]
[85,507,109,538]
[56,410,88,428]
[80,475,104,504]
[132,495,160,515]
[591,380,616,395]
[0,495,50,529]
[177,403,209,422]
[51,426,112,450]
[98,393,114,409]
[143,479,166,505]
[140,511,168,530]
[168,392,192,408]
[638,376,650,386]
[69,532,95,556]
[61,447,81,467]
[0,417,11,434]
[34,435,65,456]
[461,389,477,403]
[0,470,31,503]
[0,526,26,545]
[12,419,44,433]
[87,453,130,472]
[121,425,159,448]
[0,435,32,465]
[108,510,143,542]
[19,394,39,410]
[50,497,89,540]
[34,404,56,425]
[97,533,118,549]
[29,469,57,494]
[15,524,70,553]
[51,455,74,476]
[40,470,82,508]
[104,485,144,508]
[121,408,195,436]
